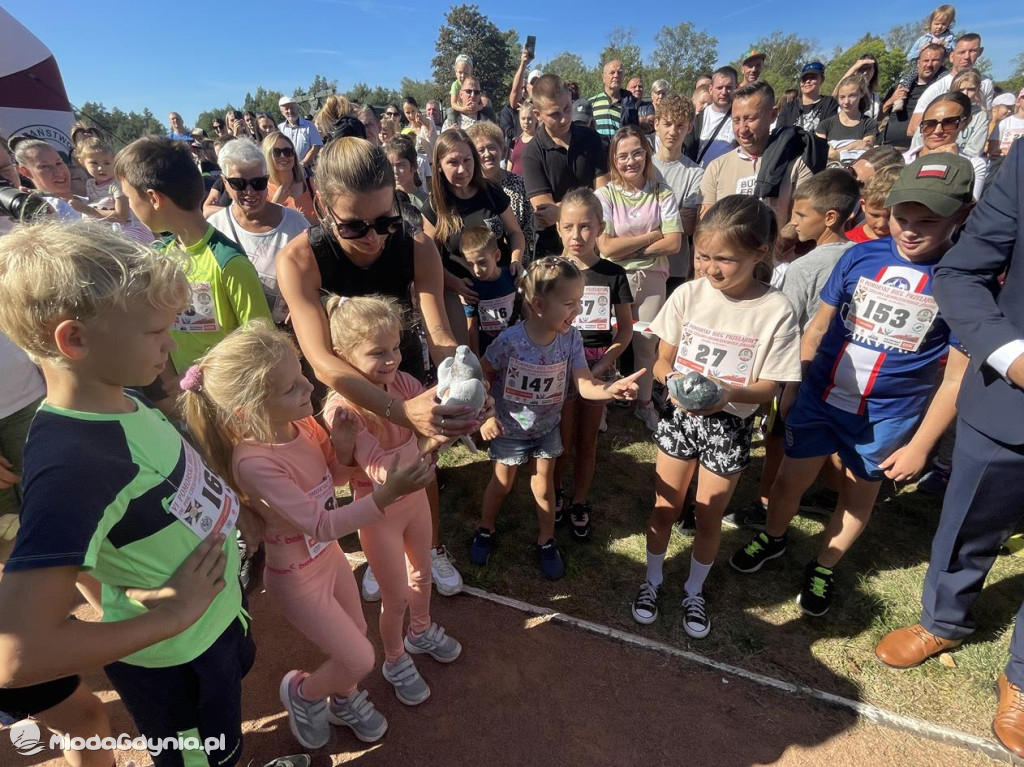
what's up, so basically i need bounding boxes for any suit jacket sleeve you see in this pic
[932,140,1023,370]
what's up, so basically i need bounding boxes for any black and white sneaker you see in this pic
[721,500,768,531]
[681,591,711,639]
[797,561,835,616]
[631,580,660,625]
[554,489,566,526]
[568,502,592,540]
[673,507,696,537]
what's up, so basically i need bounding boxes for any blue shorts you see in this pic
[784,393,921,481]
[104,616,255,767]
[488,427,563,466]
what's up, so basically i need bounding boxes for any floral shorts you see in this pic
[654,406,755,476]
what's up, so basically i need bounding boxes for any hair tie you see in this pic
[180,365,204,392]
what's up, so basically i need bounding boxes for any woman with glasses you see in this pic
[596,125,682,432]
[903,91,987,200]
[276,137,470,597]
[422,128,527,344]
[208,138,310,325]
[265,131,318,224]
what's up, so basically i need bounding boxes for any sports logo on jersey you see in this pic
[883,276,911,290]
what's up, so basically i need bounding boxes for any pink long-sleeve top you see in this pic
[232,416,384,576]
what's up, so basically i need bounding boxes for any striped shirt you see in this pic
[590,91,624,137]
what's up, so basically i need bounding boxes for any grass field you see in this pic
[420,406,1024,739]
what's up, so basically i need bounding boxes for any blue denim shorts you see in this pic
[488,427,563,466]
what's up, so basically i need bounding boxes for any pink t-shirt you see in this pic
[232,416,382,576]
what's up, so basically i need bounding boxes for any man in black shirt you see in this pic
[522,74,610,256]
[776,62,838,134]
[878,43,946,149]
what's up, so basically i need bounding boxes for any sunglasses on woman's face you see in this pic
[225,175,270,192]
[324,203,403,239]
[386,111,400,117]
[272,147,295,158]
[920,115,965,135]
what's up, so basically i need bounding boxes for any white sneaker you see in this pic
[430,545,464,596]
[634,401,660,432]
[361,563,381,602]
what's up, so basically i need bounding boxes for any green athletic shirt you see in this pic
[165,225,272,372]
[6,393,245,667]
[589,91,622,138]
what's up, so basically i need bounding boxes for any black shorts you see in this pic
[104,617,255,767]
[654,406,755,476]
[0,675,80,721]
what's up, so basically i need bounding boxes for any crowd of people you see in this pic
[2,2,1024,764]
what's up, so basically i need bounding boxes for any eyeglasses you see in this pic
[323,200,403,239]
[461,89,482,96]
[385,111,400,117]
[920,116,965,134]
[225,175,270,192]
[614,150,646,164]
[271,147,295,158]
[212,123,224,130]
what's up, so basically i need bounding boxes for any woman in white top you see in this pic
[207,138,309,324]
[903,91,987,201]
[403,97,437,170]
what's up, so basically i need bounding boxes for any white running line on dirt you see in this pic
[460,584,1014,764]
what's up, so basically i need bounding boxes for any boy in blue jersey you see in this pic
[729,154,975,616]
[460,226,520,356]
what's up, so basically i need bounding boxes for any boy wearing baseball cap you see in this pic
[989,89,1024,157]
[730,154,975,617]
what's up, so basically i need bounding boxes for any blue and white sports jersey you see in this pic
[804,238,955,419]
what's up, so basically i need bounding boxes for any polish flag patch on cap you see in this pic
[916,164,949,179]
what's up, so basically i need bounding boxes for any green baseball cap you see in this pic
[742,48,767,64]
[886,153,974,217]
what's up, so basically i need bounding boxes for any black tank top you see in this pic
[309,224,416,307]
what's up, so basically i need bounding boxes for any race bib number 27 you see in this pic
[673,321,759,387]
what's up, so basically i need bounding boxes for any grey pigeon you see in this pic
[669,371,722,411]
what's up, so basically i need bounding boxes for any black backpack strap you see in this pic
[696,108,731,165]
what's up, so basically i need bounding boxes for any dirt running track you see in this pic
[10,584,1003,767]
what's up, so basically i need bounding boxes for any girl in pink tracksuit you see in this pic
[181,320,433,750]
[324,294,464,708]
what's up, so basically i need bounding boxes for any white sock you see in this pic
[684,555,712,596]
[646,550,665,587]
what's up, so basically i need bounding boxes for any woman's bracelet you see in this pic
[383,397,395,422]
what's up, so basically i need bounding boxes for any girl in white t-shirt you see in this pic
[631,195,802,638]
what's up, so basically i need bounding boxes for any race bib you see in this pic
[846,276,938,353]
[168,442,239,538]
[478,293,515,333]
[573,285,611,331]
[303,474,336,560]
[504,357,567,406]
[673,321,759,386]
[735,175,757,197]
[173,281,219,333]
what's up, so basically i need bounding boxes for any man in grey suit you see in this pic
[875,140,1024,757]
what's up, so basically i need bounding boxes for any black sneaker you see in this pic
[568,502,592,540]
[722,500,768,531]
[631,580,660,624]
[537,539,566,580]
[469,527,496,565]
[554,489,566,526]
[673,506,697,537]
[798,561,835,616]
[799,488,838,519]
[681,591,711,639]
[729,532,787,573]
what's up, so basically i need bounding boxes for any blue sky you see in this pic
[6,0,1022,125]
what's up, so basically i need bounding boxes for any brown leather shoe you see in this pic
[994,674,1024,757]
[874,623,963,668]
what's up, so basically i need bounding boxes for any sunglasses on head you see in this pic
[920,115,964,134]
[225,175,270,192]
[271,147,295,158]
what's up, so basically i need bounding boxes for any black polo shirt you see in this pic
[522,123,608,256]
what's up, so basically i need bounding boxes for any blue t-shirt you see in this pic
[485,322,587,439]
[805,237,955,419]
[463,267,519,352]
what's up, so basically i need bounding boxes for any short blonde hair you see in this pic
[325,294,405,358]
[0,220,190,364]
[180,320,298,492]
[75,136,115,161]
[863,165,903,208]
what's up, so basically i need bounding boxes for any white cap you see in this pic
[993,93,1016,107]
[278,96,296,107]
[528,69,543,83]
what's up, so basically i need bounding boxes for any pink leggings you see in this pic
[359,489,433,663]
[264,544,375,700]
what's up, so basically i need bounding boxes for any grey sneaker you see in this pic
[430,545,464,596]
[278,670,329,749]
[405,622,463,663]
[634,401,660,432]
[327,689,388,743]
[382,653,431,706]
[361,563,381,602]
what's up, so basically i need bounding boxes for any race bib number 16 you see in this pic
[169,442,240,539]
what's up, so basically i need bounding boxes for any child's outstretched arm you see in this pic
[880,346,969,482]
[0,534,227,688]
[576,367,645,401]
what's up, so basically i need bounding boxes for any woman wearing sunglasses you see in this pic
[208,138,310,325]
[903,91,987,200]
[264,131,317,225]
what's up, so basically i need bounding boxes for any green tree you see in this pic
[538,51,599,98]
[293,73,338,115]
[242,87,284,117]
[432,4,517,102]
[822,35,905,97]
[400,77,446,108]
[76,102,166,147]
[886,17,929,55]
[345,83,403,109]
[649,22,718,94]
[599,27,645,87]
[195,104,237,135]
[999,50,1024,94]
[739,31,820,98]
